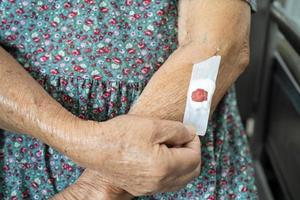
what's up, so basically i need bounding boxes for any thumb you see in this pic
[152,119,196,147]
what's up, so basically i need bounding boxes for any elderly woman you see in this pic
[0,0,257,199]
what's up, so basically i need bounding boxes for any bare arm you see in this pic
[130,0,251,119]
[0,47,74,150]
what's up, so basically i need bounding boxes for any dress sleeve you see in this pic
[244,0,257,12]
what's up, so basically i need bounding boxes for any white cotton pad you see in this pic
[183,56,221,136]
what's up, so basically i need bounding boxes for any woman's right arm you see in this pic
[0,46,75,149]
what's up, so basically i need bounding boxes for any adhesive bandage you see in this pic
[183,56,221,136]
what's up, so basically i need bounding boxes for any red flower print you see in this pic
[50,69,59,75]
[135,58,144,64]
[97,47,110,54]
[64,2,72,8]
[92,75,102,81]
[43,33,50,39]
[207,195,216,200]
[144,30,153,36]
[138,42,146,49]
[109,18,117,25]
[125,0,133,6]
[157,10,164,16]
[38,5,49,11]
[100,7,109,13]
[85,19,94,26]
[31,182,39,189]
[73,65,85,73]
[16,8,24,15]
[11,196,18,200]
[241,186,248,192]
[2,165,9,171]
[36,47,45,53]
[1,19,7,24]
[50,21,58,27]
[94,28,101,35]
[68,11,78,17]
[112,57,121,64]
[72,49,81,56]
[123,68,130,75]
[143,0,152,5]
[54,55,62,61]
[32,37,40,43]
[191,88,208,102]
[7,35,17,41]
[127,48,136,54]
[133,13,141,19]
[141,67,150,74]
[84,0,95,4]
[40,56,49,62]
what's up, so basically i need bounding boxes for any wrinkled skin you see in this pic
[55,0,252,199]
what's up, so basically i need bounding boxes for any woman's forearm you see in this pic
[130,0,251,120]
[0,46,79,151]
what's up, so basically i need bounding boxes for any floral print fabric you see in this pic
[0,0,257,199]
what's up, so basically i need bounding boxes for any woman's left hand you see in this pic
[51,169,133,200]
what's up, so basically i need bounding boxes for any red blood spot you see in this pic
[191,88,208,102]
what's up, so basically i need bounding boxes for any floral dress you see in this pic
[0,0,257,199]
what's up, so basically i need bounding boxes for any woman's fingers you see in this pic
[152,119,196,147]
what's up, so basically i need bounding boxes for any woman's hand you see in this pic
[63,115,201,196]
